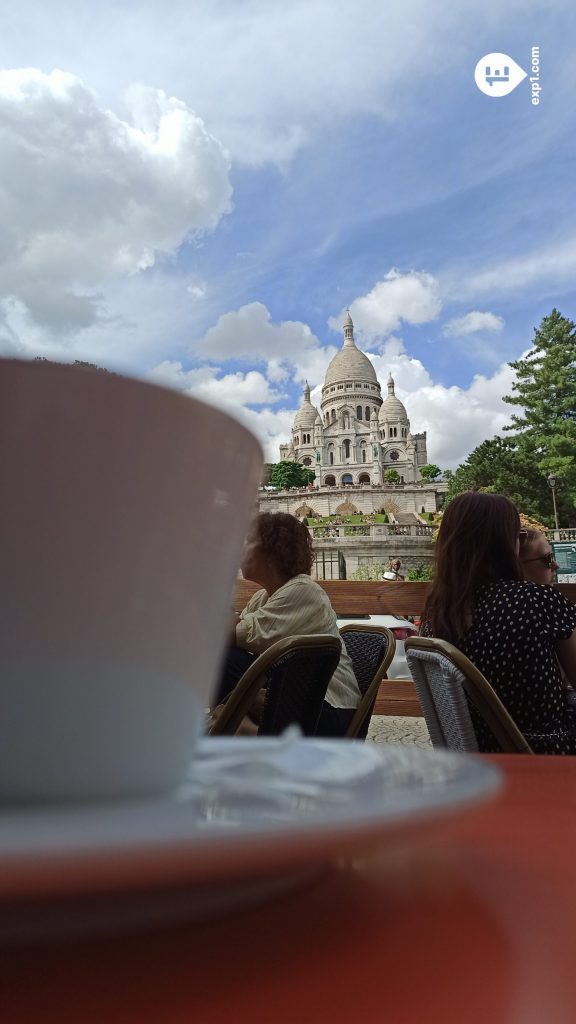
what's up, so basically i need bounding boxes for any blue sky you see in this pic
[0,0,574,465]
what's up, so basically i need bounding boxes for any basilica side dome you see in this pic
[378,374,409,424]
[293,381,319,429]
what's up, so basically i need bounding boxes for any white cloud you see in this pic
[368,344,512,468]
[367,336,434,393]
[0,68,231,332]
[148,361,283,407]
[351,334,517,467]
[443,236,576,302]
[240,406,300,463]
[168,323,518,469]
[193,302,315,361]
[0,1,489,167]
[443,311,505,336]
[148,359,295,461]
[330,270,442,343]
[191,302,336,388]
[404,363,517,467]
[152,317,520,470]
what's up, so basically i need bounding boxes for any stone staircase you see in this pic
[395,512,421,525]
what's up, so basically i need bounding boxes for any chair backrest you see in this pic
[404,636,533,754]
[339,625,395,739]
[209,634,342,737]
[259,635,342,736]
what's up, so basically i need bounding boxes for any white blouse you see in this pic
[236,574,360,710]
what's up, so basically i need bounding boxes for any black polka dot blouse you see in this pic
[442,581,575,755]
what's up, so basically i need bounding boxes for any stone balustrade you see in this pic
[309,523,435,540]
[551,529,576,542]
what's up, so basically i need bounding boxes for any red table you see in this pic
[3,755,576,1023]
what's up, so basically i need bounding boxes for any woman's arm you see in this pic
[556,630,576,688]
[236,581,321,654]
[229,610,241,646]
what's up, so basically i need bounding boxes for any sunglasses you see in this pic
[522,553,556,569]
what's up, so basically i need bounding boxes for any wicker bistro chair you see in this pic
[339,625,396,739]
[404,636,533,754]
[209,634,342,737]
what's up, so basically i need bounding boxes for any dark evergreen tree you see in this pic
[503,309,576,523]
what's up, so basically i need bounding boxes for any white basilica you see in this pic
[279,312,428,485]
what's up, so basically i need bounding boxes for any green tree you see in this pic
[384,469,401,484]
[407,563,433,581]
[445,436,555,525]
[418,463,441,482]
[269,461,315,489]
[350,562,390,581]
[33,357,115,375]
[503,309,576,523]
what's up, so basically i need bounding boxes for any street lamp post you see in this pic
[547,474,560,532]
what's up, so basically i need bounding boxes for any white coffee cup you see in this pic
[0,359,262,803]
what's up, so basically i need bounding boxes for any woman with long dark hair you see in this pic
[422,492,576,753]
[214,512,360,737]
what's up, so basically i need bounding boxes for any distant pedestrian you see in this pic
[382,558,405,581]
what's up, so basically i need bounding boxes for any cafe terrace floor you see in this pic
[368,714,431,749]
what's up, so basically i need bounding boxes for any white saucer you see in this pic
[0,737,501,939]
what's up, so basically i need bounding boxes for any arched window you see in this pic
[362,449,366,463]
[331,409,336,423]
[389,427,393,438]
[329,451,334,465]
[343,439,351,458]
[365,407,370,421]
[356,406,362,420]
[342,473,353,485]
[324,475,336,486]
[359,473,370,483]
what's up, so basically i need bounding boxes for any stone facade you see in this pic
[257,485,441,579]
[269,312,444,578]
[258,484,442,520]
[279,312,428,485]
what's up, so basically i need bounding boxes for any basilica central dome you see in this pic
[323,311,378,388]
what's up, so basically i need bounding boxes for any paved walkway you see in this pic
[367,714,432,749]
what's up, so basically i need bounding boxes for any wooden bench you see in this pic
[234,581,576,720]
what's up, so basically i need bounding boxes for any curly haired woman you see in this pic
[214,512,360,736]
